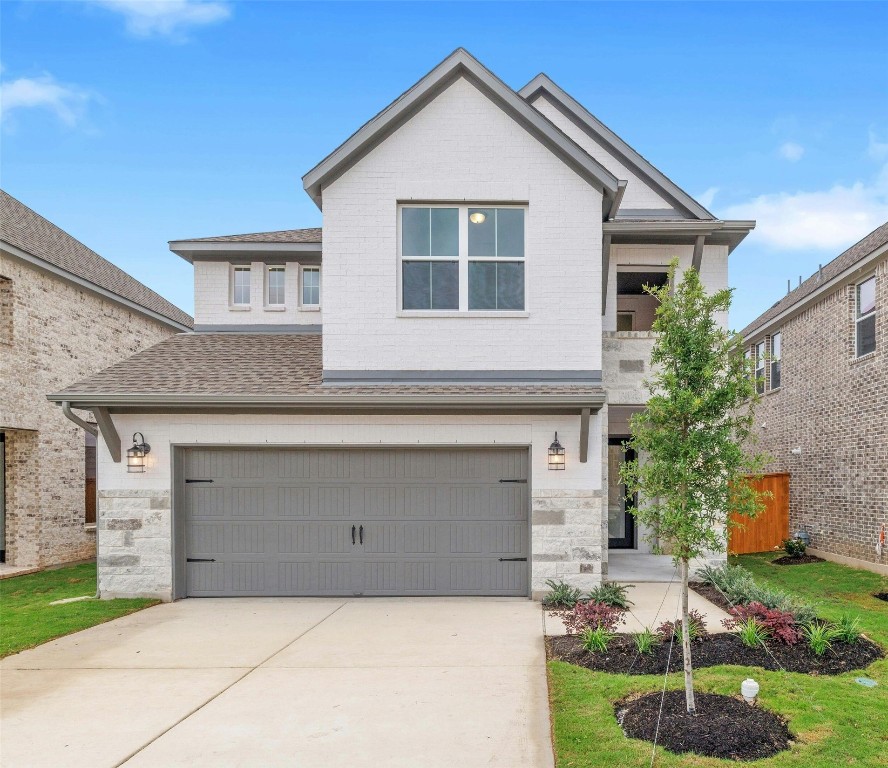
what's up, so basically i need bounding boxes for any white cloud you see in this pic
[722,163,888,251]
[0,71,93,127]
[778,142,805,162]
[88,0,231,40]
[697,187,719,209]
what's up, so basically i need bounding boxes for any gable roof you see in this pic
[518,74,715,221]
[302,48,619,212]
[1,190,192,330]
[741,221,888,340]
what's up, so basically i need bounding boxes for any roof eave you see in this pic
[169,240,322,263]
[302,49,619,212]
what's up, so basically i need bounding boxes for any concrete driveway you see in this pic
[1,598,553,768]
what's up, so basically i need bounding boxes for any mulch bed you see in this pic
[615,690,791,761]
[547,632,883,675]
[771,554,825,565]
[874,593,888,603]
[689,582,734,613]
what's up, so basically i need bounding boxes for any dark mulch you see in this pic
[547,632,883,675]
[772,554,825,565]
[616,690,791,761]
[689,582,734,613]
[874,592,888,603]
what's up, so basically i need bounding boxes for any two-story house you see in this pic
[742,222,887,574]
[1,190,192,571]
[48,50,753,600]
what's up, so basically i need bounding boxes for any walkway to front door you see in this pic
[1,598,553,768]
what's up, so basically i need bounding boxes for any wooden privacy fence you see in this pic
[729,473,790,555]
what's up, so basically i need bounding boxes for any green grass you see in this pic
[0,562,158,658]
[549,554,888,767]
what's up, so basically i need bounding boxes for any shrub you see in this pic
[586,582,633,608]
[632,627,659,655]
[801,621,840,656]
[581,626,616,653]
[559,601,624,635]
[542,579,584,609]
[721,601,801,645]
[657,609,708,642]
[835,613,862,644]
[782,537,807,558]
[735,617,771,648]
[695,563,816,623]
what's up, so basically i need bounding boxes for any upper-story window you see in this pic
[266,265,286,306]
[769,332,781,389]
[301,266,320,308]
[754,341,766,394]
[231,266,251,306]
[399,205,526,312]
[856,276,876,357]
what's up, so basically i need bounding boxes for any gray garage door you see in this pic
[180,447,529,597]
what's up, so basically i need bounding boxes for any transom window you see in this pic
[769,332,781,389]
[232,266,251,306]
[302,266,320,307]
[399,205,526,312]
[754,341,766,394]
[856,276,876,357]
[266,265,286,306]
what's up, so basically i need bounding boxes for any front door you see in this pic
[607,438,636,549]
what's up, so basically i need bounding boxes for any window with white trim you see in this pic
[231,266,251,306]
[399,205,526,312]
[754,341,765,394]
[769,332,781,389]
[266,265,286,306]
[856,276,876,357]
[301,266,320,307]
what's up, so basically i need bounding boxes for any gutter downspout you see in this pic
[60,402,100,599]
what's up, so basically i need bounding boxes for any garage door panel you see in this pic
[182,448,527,597]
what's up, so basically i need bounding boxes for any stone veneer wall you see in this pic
[98,489,172,599]
[749,256,887,566]
[0,251,182,567]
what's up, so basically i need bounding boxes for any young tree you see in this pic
[620,259,767,714]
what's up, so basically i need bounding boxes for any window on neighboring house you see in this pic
[754,341,766,394]
[84,431,96,525]
[399,205,525,312]
[301,266,320,307]
[232,266,251,306]
[0,276,12,345]
[769,332,781,389]
[266,265,286,306]
[856,276,876,357]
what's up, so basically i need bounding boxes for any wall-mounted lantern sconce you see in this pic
[548,432,565,470]
[127,432,151,473]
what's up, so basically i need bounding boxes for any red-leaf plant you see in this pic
[657,609,709,641]
[558,601,624,635]
[722,601,801,645]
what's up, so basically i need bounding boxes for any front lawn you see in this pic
[0,562,158,658]
[548,555,888,767]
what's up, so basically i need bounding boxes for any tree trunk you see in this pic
[681,557,696,715]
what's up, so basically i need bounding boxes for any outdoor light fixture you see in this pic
[548,432,565,470]
[127,432,151,473]
[741,678,759,704]
[469,211,487,224]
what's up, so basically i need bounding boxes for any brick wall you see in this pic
[0,251,181,567]
[749,256,887,566]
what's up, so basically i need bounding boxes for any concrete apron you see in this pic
[0,597,553,768]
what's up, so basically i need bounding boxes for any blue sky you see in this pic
[2,1,886,329]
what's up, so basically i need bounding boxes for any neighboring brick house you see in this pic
[742,222,888,573]
[0,190,192,569]
[48,50,753,600]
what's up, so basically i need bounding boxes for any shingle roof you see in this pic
[740,221,888,339]
[176,228,322,244]
[51,333,604,402]
[1,190,192,328]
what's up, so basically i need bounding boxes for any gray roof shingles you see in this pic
[1,190,193,328]
[176,228,322,244]
[740,221,888,339]
[53,333,604,400]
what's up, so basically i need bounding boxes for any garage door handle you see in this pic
[352,525,356,545]
[498,557,527,562]
[186,558,216,562]
[185,479,214,483]
[498,479,527,484]
[359,525,364,545]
